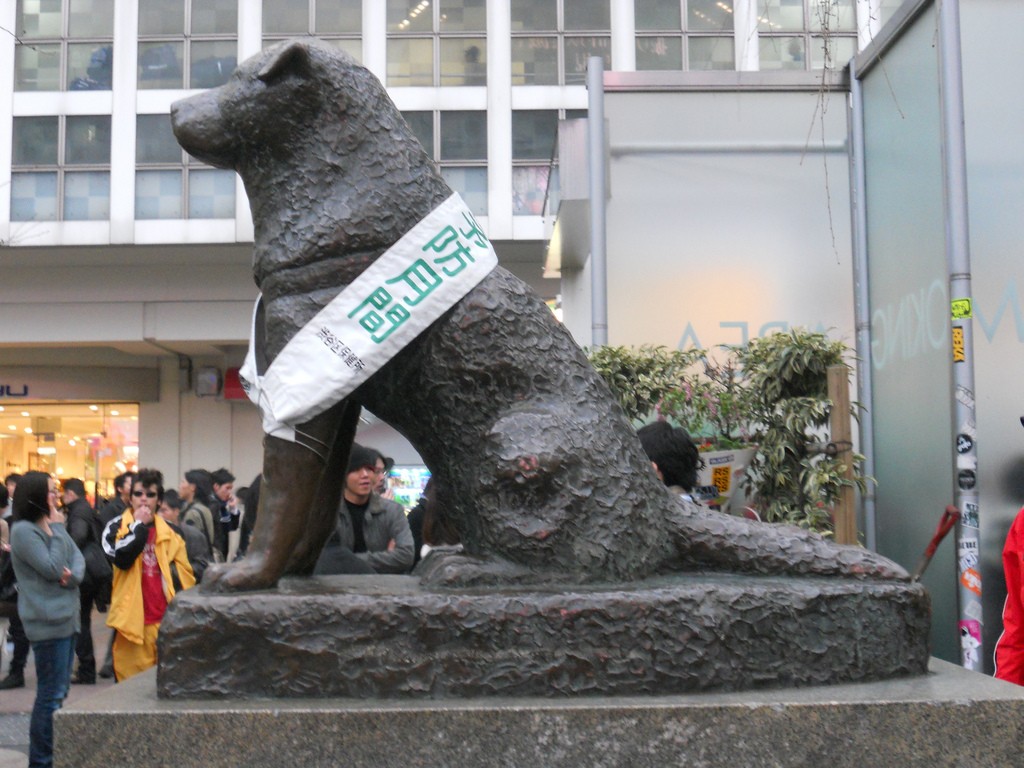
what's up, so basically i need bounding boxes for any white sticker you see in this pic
[240,193,498,441]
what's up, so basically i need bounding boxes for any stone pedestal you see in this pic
[155,573,930,699]
[56,659,1024,768]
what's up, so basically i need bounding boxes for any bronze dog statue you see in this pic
[171,39,906,591]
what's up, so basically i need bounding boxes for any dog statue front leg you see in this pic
[201,400,360,592]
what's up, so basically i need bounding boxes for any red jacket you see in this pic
[995,506,1024,684]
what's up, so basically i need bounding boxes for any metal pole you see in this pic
[587,56,608,347]
[937,0,981,671]
[847,57,878,552]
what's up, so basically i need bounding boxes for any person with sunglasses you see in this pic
[101,468,195,681]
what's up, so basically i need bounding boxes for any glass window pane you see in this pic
[68,43,113,90]
[689,36,734,69]
[513,166,558,215]
[12,117,59,165]
[565,2,610,30]
[327,38,362,61]
[138,42,184,89]
[759,36,806,68]
[564,36,611,85]
[315,0,362,33]
[15,43,61,91]
[192,0,237,35]
[387,38,434,86]
[636,36,682,70]
[11,173,59,221]
[402,111,434,156]
[690,0,734,31]
[512,111,558,161]
[511,36,558,85]
[69,0,115,37]
[440,112,487,161]
[66,116,112,165]
[189,169,235,218]
[636,0,680,30]
[811,0,856,32]
[136,115,181,163]
[64,171,111,220]
[139,0,183,35]
[758,0,805,32]
[511,0,556,32]
[264,0,308,34]
[388,0,433,33]
[136,170,183,219]
[191,40,237,88]
[16,0,62,38]
[811,34,856,68]
[440,38,486,86]
[440,0,486,32]
[440,167,487,215]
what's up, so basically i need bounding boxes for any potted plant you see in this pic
[588,329,870,533]
[587,344,757,513]
[734,328,870,532]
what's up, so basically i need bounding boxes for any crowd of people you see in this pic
[0,429,708,767]
[0,465,247,768]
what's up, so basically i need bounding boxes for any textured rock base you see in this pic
[57,660,1024,768]
[156,573,929,699]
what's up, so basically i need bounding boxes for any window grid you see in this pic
[756,0,858,70]
[400,110,488,215]
[14,0,114,91]
[10,115,111,222]
[511,109,575,217]
[134,115,236,220]
[634,0,736,71]
[262,0,363,61]
[137,0,238,90]
[511,0,612,86]
[386,1,487,87]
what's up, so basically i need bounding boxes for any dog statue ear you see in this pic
[258,40,313,84]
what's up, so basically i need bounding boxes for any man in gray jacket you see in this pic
[314,443,414,575]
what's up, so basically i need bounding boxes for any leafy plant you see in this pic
[586,345,702,425]
[588,329,872,534]
[735,328,870,531]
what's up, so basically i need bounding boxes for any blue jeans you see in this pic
[29,635,76,768]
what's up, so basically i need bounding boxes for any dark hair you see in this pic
[346,443,381,473]
[4,473,21,486]
[211,468,235,486]
[0,484,7,509]
[114,471,134,491]
[637,421,701,491]
[184,469,216,505]
[63,477,86,498]
[12,471,52,524]
[161,489,183,511]
[133,468,165,503]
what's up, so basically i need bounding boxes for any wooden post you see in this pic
[828,365,858,545]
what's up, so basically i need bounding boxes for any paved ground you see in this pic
[0,610,118,768]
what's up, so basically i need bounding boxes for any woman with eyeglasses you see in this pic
[101,468,195,681]
[9,470,85,768]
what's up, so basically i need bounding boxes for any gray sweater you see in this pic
[10,520,85,642]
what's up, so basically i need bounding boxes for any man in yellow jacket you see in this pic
[101,468,195,681]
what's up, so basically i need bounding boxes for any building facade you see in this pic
[0,0,898,497]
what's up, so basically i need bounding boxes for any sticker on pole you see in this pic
[951,298,972,320]
[239,193,497,441]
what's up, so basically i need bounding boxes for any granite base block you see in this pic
[156,573,930,699]
[56,659,1024,768]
